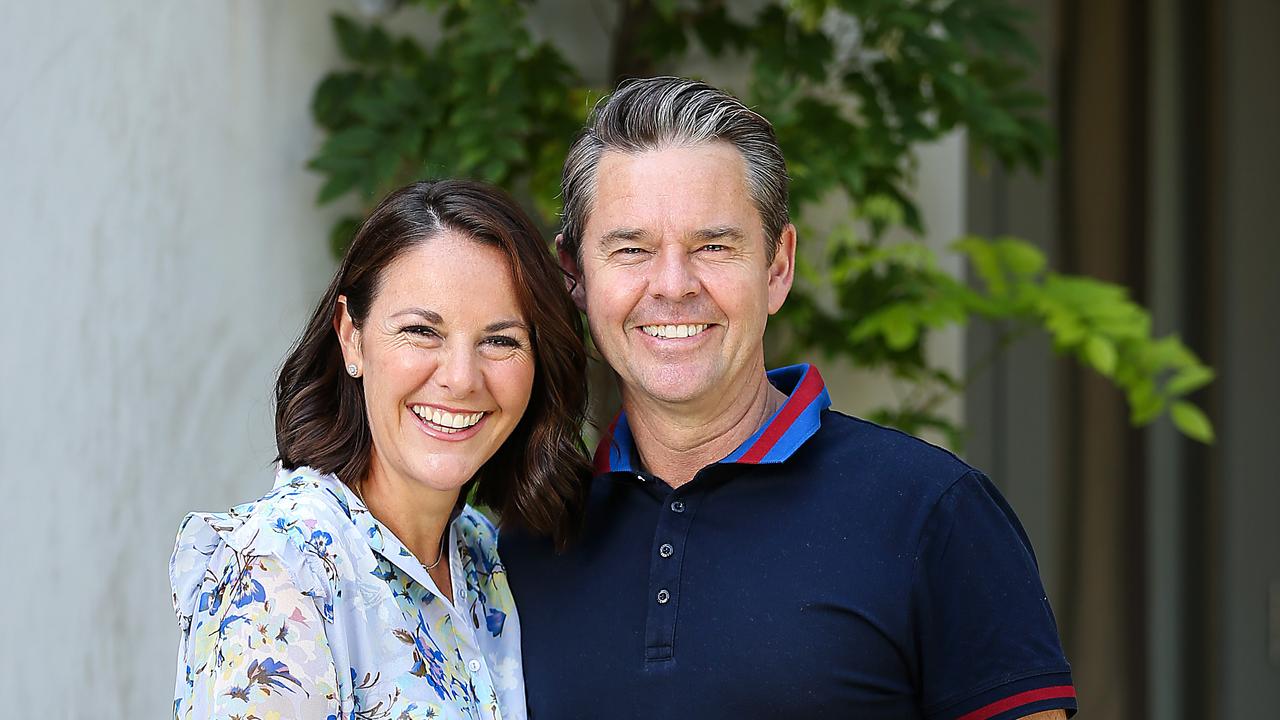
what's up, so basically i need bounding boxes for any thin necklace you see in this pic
[352,482,449,572]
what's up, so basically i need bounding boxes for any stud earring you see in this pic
[347,364,359,377]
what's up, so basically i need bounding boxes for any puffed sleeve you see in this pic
[912,471,1077,720]
[180,551,340,720]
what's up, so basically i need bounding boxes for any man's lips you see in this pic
[636,323,714,339]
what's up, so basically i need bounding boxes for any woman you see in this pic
[170,180,591,720]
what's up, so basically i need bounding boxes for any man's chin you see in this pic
[625,370,725,408]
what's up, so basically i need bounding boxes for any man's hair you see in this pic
[560,76,790,261]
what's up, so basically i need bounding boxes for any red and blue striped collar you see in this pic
[592,364,832,475]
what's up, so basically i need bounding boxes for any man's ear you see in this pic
[766,224,797,315]
[556,233,587,312]
[333,295,363,370]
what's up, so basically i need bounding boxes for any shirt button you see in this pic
[659,543,674,558]
[468,659,482,673]
[670,500,685,513]
[656,589,670,604]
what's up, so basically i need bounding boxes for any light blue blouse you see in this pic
[170,466,526,720]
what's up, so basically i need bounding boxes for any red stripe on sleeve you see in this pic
[737,367,825,464]
[954,685,1076,720]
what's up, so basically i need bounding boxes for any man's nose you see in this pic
[649,245,700,300]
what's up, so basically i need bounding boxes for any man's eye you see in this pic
[700,244,727,252]
[616,247,648,255]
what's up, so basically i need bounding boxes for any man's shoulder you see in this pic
[798,409,977,495]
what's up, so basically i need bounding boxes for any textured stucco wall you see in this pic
[0,2,964,716]
[0,2,346,715]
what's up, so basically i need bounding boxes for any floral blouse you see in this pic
[170,466,525,720]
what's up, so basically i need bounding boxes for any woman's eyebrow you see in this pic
[390,309,526,333]
[484,319,530,333]
[391,307,444,323]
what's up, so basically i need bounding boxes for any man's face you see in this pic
[565,142,795,409]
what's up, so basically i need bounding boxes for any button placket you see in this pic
[643,488,701,663]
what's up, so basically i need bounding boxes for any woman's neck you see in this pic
[356,457,459,576]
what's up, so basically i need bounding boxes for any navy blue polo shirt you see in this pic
[501,365,1076,719]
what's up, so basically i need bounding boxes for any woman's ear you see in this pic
[334,295,363,374]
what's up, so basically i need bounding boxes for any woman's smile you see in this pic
[408,403,490,441]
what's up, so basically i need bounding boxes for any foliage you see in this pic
[307,0,1214,447]
[308,0,583,253]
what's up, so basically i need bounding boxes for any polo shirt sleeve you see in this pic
[912,470,1077,720]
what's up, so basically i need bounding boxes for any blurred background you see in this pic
[2,1,1275,717]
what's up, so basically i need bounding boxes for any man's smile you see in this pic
[638,323,712,339]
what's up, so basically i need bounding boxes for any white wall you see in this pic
[0,2,966,716]
[1,1,347,716]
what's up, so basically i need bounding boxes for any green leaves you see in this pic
[308,1,582,233]
[1171,401,1215,443]
[783,231,1216,447]
[307,0,1216,448]
[949,236,1215,441]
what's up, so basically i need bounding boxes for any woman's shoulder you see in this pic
[170,467,368,625]
[455,504,499,555]
[453,499,506,599]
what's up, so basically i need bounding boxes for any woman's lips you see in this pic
[408,405,489,442]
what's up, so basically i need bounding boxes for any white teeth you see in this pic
[412,406,483,431]
[641,323,709,339]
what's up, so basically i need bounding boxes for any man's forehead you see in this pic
[585,144,760,238]
[593,142,746,187]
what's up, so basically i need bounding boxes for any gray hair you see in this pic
[559,77,790,261]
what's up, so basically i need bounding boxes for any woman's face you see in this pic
[337,230,535,495]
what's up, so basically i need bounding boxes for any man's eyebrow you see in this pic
[599,227,647,244]
[692,226,746,242]
[390,307,443,323]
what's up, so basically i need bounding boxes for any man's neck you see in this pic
[623,371,788,488]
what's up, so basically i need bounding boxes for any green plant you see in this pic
[308,0,1214,447]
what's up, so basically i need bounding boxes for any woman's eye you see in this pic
[404,325,439,338]
[479,335,525,359]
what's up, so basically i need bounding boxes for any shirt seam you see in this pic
[908,468,979,590]
[827,409,978,472]
[923,666,1075,716]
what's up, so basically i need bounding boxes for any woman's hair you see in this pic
[275,179,591,549]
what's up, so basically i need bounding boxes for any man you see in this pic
[501,77,1075,720]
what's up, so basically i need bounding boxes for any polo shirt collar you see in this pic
[592,363,832,474]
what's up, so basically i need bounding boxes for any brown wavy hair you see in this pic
[274,179,591,549]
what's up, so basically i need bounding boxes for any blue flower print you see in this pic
[231,575,266,608]
[485,607,506,636]
[171,467,524,720]
[245,657,305,694]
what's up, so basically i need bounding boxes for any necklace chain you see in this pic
[351,482,449,572]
